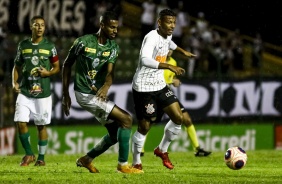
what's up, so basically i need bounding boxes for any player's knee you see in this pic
[137,119,151,135]
[183,117,192,127]
[120,113,133,129]
[173,113,184,125]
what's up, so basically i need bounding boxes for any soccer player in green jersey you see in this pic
[12,15,60,166]
[62,11,143,174]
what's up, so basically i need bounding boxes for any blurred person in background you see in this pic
[12,15,60,166]
[141,0,156,39]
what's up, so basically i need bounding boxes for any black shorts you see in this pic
[132,86,180,123]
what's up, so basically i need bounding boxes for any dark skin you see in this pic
[62,19,132,129]
[137,15,196,135]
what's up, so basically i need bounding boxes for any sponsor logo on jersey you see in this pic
[165,89,174,97]
[102,51,110,56]
[22,49,32,54]
[39,49,50,55]
[85,47,96,53]
[155,55,166,63]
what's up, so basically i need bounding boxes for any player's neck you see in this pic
[31,36,43,44]
[96,30,106,45]
[157,29,167,39]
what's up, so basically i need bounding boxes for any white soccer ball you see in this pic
[224,146,247,170]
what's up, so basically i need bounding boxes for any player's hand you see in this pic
[37,65,49,77]
[62,95,71,116]
[172,78,181,87]
[169,65,185,75]
[183,50,196,57]
[96,85,109,101]
[12,82,21,93]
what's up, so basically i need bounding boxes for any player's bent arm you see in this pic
[12,65,21,92]
[62,54,75,95]
[48,60,60,76]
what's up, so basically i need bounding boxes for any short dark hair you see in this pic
[30,15,45,25]
[100,11,118,24]
[159,9,176,19]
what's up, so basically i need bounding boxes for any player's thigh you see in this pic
[75,91,115,125]
[163,102,183,124]
[33,96,52,125]
[109,105,132,128]
[14,94,31,123]
[132,89,159,121]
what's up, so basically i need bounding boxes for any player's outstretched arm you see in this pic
[175,46,196,58]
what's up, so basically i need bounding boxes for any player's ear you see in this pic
[157,19,161,28]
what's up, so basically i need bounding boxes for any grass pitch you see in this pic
[0,150,282,184]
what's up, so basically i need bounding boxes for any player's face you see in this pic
[158,16,176,37]
[102,20,118,40]
[31,19,45,38]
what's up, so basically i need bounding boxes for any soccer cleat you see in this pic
[132,163,143,170]
[117,164,144,173]
[20,155,36,166]
[154,147,174,169]
[34,160,46,166]
[195,148,212,157]
[76,156,99,173]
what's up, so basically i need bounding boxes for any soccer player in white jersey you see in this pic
[131,9,196,171]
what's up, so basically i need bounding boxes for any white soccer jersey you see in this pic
[132,30,177,92]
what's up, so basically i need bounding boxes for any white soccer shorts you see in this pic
[75,91,115,125]
[14,93,52,125]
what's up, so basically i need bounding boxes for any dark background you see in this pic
[166,0,282,46]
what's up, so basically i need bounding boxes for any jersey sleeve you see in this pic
[50,45,59,63]
[68,38,85,58]
[169,40,177,50]
[14,43,23,67]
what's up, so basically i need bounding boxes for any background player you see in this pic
[12,15,60,166]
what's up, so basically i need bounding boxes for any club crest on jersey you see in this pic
[31,56,39,65]
[145,104,155,114]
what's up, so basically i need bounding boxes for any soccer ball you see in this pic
[224,146,247,170]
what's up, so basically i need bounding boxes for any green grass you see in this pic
[0,150,282,184]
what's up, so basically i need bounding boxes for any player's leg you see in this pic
[154,86,183,169]
[75,92,142,173]
[35,125,48,166]
[141,134,147,157]
[109,106,143,173]
[14,94,35,166]
[182,111,212,156]
[33,96,52,166]
[77,121,119,173]
[131,89,155,170]
[158,102,183,153]
[131,119,151,170]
